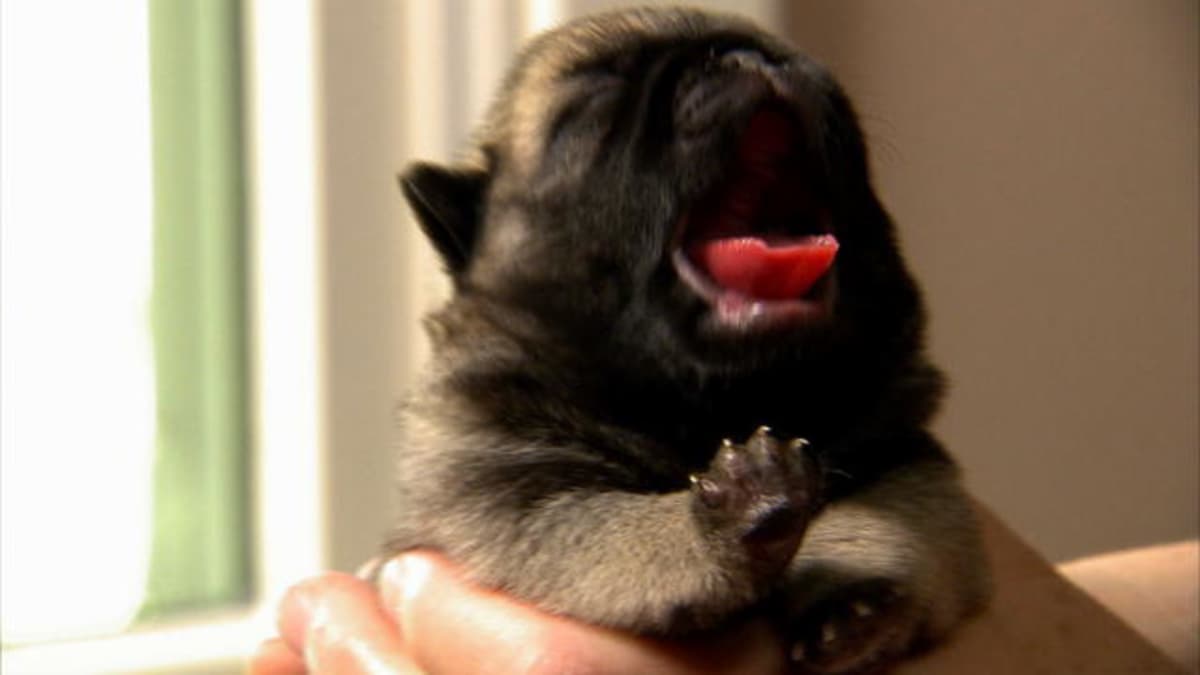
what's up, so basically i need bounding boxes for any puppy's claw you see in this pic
[690,475,725,509]
[692,431,822,573]
[788,438,811,451]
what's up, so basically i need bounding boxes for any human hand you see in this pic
[248,552,785,675]
[250,507,1189,675]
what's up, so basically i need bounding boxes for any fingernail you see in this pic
[380,557,405,601]
[355,556,383,581]
[380,554,433,612]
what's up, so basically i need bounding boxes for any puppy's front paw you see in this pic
[690,427,823,572]
[788,579,914,675]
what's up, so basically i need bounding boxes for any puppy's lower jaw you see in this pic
[672,246,836,334]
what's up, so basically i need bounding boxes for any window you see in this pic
[2,1,322,671]
[3,0,251,641]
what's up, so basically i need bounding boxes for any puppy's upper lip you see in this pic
[674,69,775,139]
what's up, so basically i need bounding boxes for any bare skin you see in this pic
[250,505,1184,675]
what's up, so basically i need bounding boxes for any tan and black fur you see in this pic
[385,8,989,673]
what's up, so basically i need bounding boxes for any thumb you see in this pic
[277,571,420,674]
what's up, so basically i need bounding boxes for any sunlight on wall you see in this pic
[1,2,155,644]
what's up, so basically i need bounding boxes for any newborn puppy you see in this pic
[386,7,989,673]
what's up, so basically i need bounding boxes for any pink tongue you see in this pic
[690,235,839,300]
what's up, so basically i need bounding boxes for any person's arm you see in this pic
[1059,539,1198,669]
[895,505,1184,674]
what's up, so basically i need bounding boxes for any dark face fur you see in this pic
[403,8,926,391]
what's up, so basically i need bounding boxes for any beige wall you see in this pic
[317,1,407,572]
[786,2,1199,560]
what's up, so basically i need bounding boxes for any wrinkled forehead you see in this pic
[472,8,771,172]
[519,8,757,75]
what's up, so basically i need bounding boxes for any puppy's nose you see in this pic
[720,48,770,73]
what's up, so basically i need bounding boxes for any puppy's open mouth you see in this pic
[672,106,837,332]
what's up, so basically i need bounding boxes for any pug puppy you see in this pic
[385,7,989,673]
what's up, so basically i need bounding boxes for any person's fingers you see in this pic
[247,637,308,675]
[377,555,551,673]
[277,571,422,675]
[379,553,785,675]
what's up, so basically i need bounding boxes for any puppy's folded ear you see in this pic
[399,162,487,275]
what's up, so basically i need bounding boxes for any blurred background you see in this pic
[1,0,1195,672]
